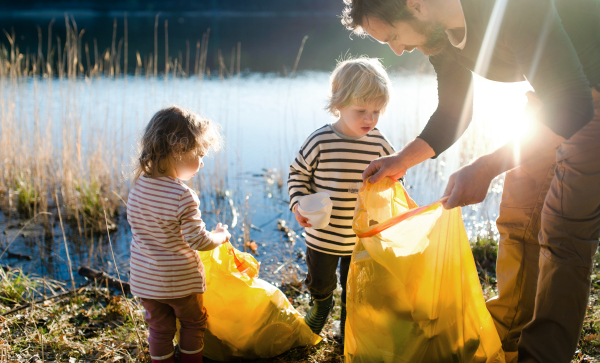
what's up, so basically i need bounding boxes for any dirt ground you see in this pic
[2,248,600,362]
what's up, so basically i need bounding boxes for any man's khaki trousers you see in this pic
[486,88,600,363]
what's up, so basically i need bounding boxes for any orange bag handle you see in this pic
[227,243,245,269]
[356,197,448,238]
[226,242,259,278]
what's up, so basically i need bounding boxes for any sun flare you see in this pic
[473,75,535,147]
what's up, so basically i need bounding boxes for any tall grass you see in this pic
[0,15,238,237]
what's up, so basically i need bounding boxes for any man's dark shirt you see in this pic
[418,0,600,156]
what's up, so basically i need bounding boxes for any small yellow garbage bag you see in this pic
[345,178,504,363]
[177,242,321,362]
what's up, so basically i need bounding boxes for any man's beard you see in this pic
[412,19,448,56]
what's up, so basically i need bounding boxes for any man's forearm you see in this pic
[396,138,436,170]
[362,137,436,182]
[441,120,566,209]
[477,122,566,178]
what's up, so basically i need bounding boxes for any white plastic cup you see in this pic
[297,192,333,229]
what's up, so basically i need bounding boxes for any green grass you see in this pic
[15,174,39,218]
[576,253,600,362]
[1,283,148,362]
[2,239,600,362]
[72,178,119,231]
[0,269,38,307]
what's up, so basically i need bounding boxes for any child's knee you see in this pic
[179,316,208,331]
[178,305,209,331]
[148,324,178,341]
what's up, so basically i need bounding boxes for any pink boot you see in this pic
[179,350,203,363]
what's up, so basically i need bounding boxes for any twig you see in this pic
[77,266,130,293]
[228,197,238,229]
[95,342,129,361]
[164,19,169,77]
[285,283,304,294]
[111,190,127,206]
[104,209,145,349]
[54,192,75,292]
[124,12,128,77]
[273,261,288,274]
[154,13,159,77]
[0,285,87,317]
[290,35,308,79]
[5,251,31,260]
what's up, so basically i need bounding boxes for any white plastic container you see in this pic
[298,192,333,229]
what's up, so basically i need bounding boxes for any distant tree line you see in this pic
[1,0,342,13]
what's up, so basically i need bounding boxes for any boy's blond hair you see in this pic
[326,57,391,117]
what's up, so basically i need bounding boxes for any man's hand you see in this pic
[525,91,543,115]
[442,158,496,209]
[362,154,407,184]
[294,205,311,228]
[442,90,565,210]
[363,138,436,184]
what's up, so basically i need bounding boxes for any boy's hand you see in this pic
[214,223,231,243]
[294,205,312,228]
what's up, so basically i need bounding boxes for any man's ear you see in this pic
[406,0,428,18]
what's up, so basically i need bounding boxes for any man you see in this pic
[341,0,600,362]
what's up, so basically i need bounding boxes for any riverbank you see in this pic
[3,237,598,363]
[0,266,344,362]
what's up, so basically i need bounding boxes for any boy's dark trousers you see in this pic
[305,247,351,305]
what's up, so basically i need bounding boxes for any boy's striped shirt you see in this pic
[288,125,395,256]
[127,176,213,299]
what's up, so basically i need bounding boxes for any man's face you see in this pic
[362,16,448,56]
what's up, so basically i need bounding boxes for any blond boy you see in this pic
[288,57,397,342]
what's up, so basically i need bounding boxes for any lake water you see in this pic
[0,70,533,287]
[0,11,427,74]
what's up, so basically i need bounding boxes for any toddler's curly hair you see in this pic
[133,106,222,183]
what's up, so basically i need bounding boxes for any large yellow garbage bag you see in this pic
[345,178,505,363]
[178,242,321,361]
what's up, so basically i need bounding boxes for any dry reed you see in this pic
[0,15,223,236]
[0,17,352,362]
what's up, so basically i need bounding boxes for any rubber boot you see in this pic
[151,353,175,363]
[180,350,203,363]
[333,303,346,345]
[305,293,334,334]
[504,351,518,363]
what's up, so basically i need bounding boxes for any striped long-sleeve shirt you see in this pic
[288,125,396,256]
[127,176,214,299]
